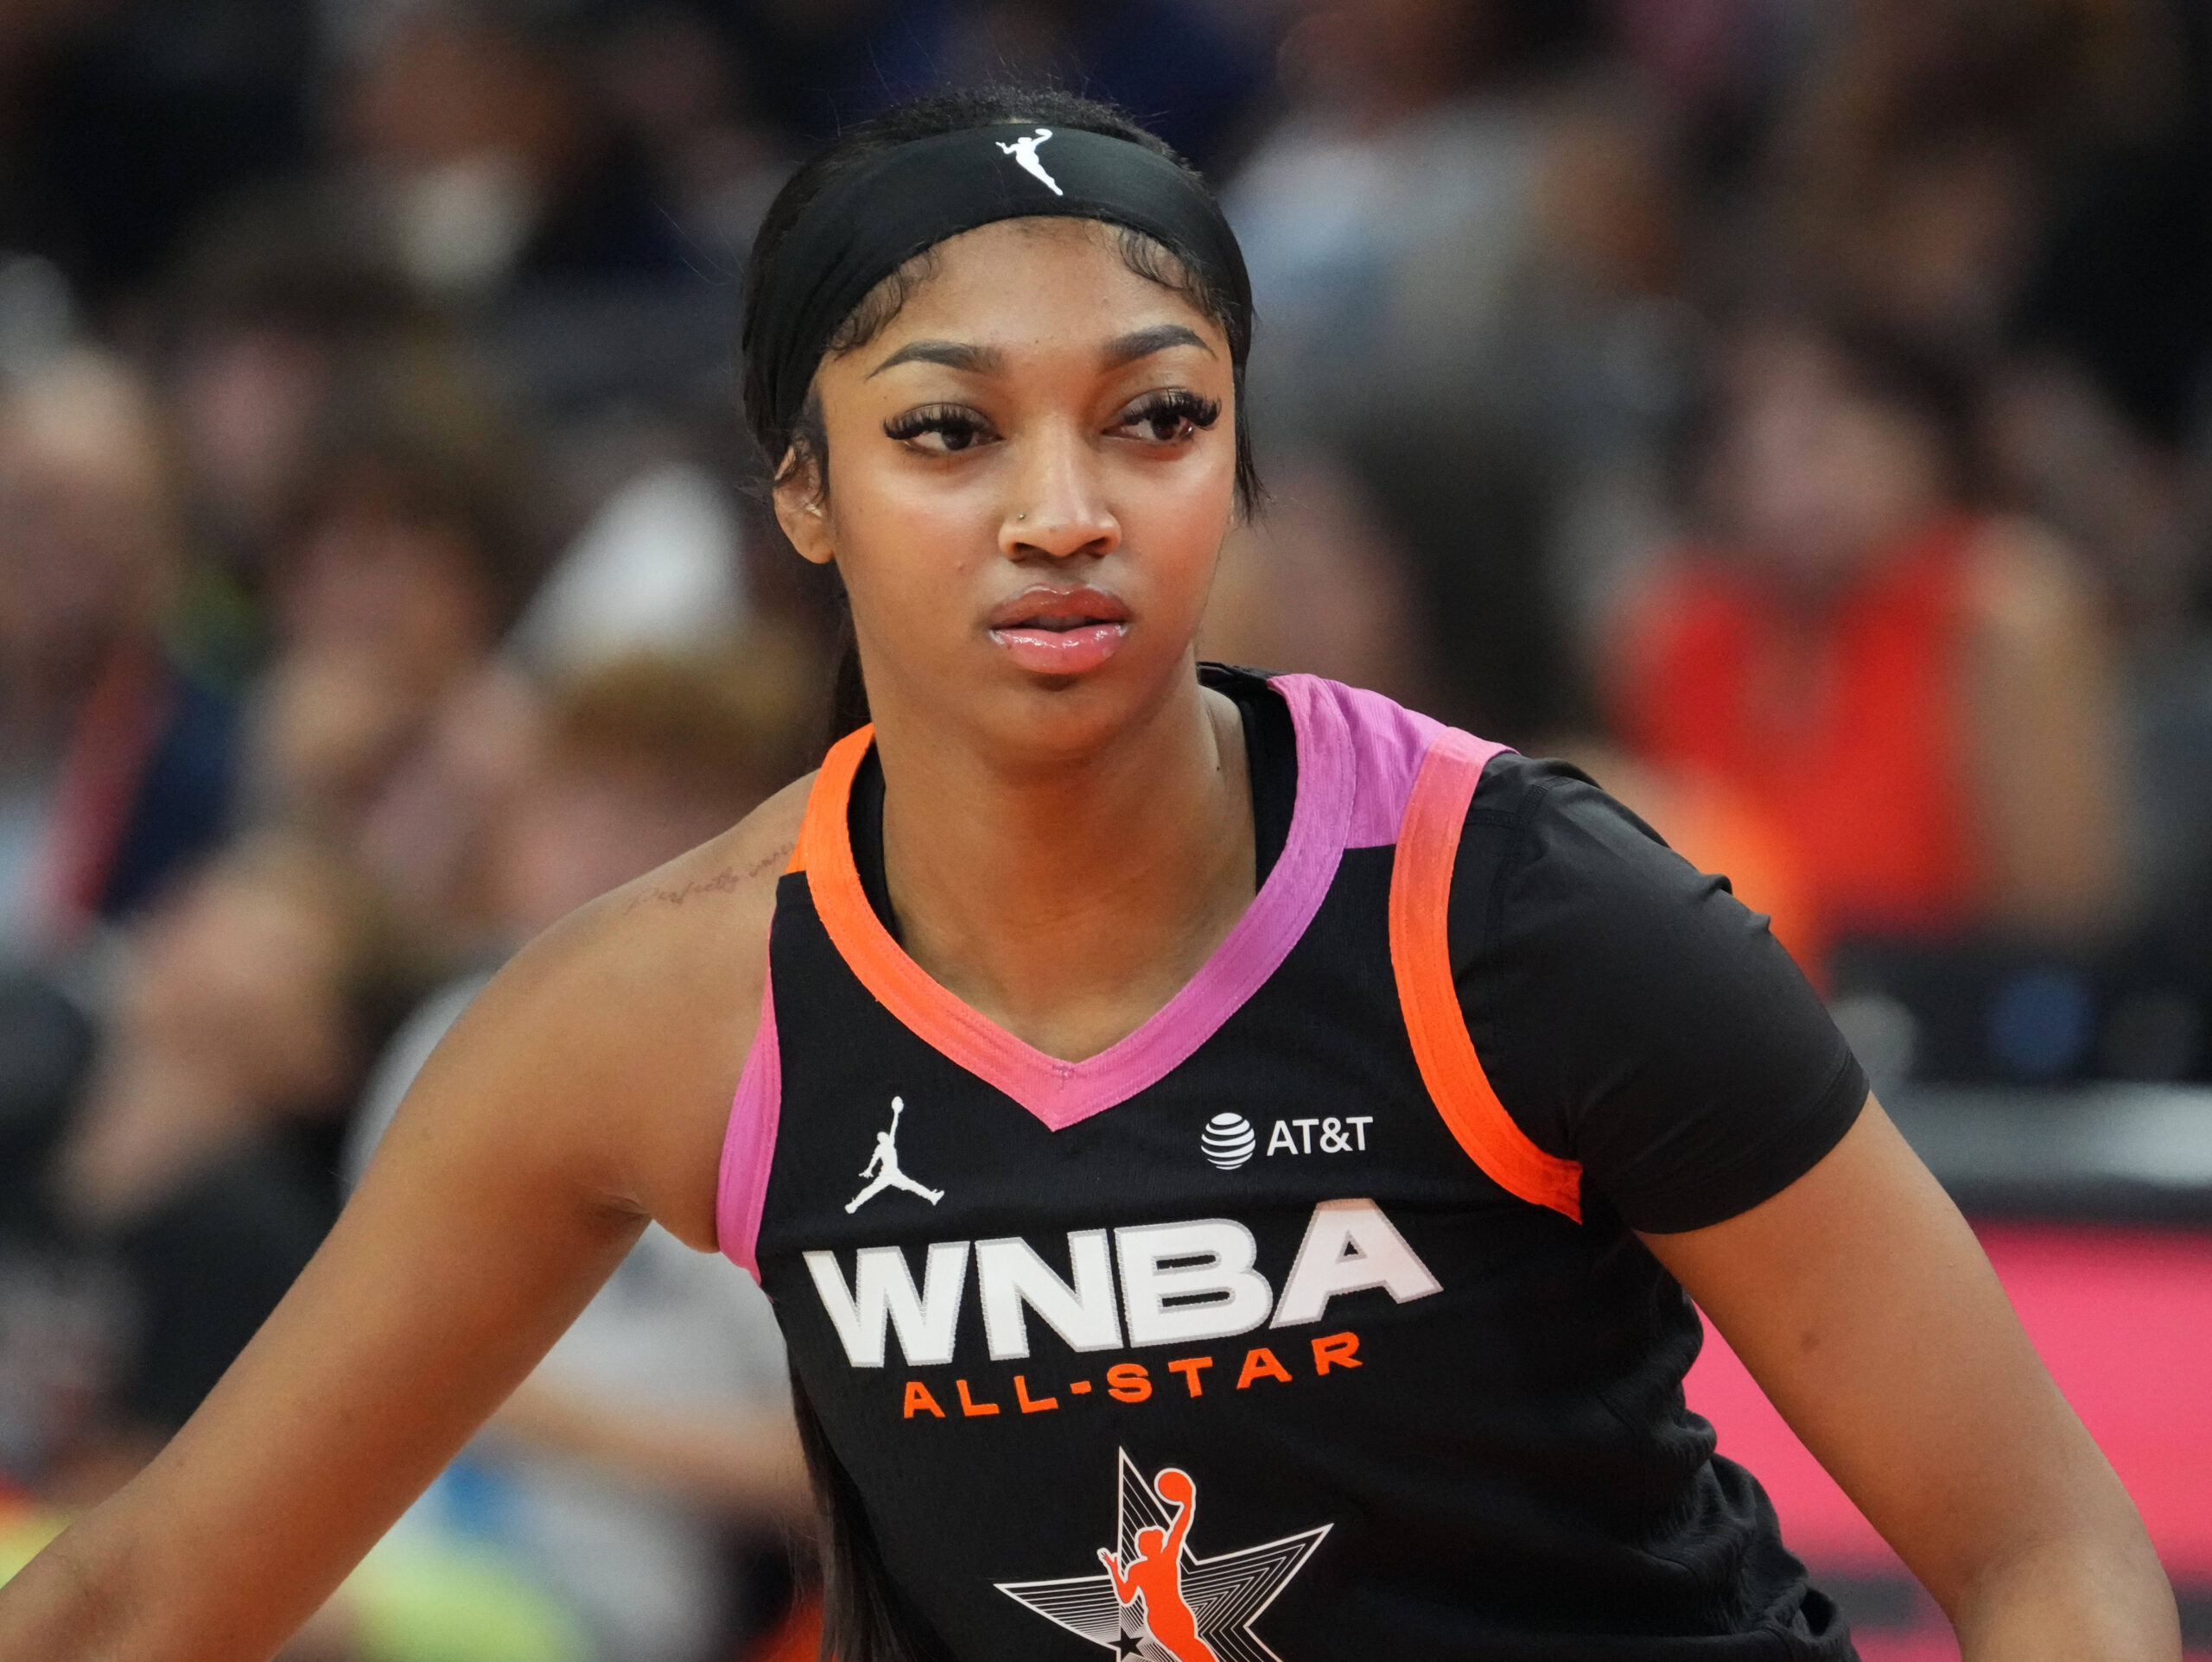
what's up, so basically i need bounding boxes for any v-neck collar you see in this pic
[786,673,1355,1130]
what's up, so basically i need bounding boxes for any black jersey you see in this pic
[717,668,1867,1661]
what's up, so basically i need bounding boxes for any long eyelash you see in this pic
[883,403,987,441]
[1126,390,1222,429]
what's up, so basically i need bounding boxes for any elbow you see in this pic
[0,1529,142,1661]
[1945,1504,2179,1661]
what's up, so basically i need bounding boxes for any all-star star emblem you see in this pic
[995,1450,1330,1662]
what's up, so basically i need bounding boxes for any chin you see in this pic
[976,655,1179,764]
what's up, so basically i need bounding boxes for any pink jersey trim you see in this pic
[1335,682,1447,848]
[715,969,781,1279]
[786,672,1358,1131]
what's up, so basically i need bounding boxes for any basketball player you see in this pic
[0,91,2179,1662]
[1097,1468,1215,1662]
[845,1098,944,1214]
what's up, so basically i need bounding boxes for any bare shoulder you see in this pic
[403,773,815,1252]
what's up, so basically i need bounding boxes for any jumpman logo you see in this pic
[1099,1469,1217,1662]
[996,126,1064,195]
[844,1096,944,1214]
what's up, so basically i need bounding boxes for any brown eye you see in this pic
[885,404,996,454]
[1112,391,1222,446]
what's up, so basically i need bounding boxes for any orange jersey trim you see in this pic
[790,725,1065,1073]
[789,724,962,1037]
[781,684,1363,1132]
[1389,731,1583,1222]
[788,727,873,878]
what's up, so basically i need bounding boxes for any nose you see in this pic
[999,421,1119,561]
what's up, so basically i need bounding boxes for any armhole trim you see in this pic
[715,967,782,1281]
[1389,730,1584,1222]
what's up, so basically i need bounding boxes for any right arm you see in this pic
[0,784,805,1661]
[1096,1548,1135,1602]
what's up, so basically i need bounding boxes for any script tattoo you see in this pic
[626,844,791,911]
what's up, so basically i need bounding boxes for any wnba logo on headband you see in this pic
[995,127,1064,196]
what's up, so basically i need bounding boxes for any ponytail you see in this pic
[791,1360,955,1661]
[827,608,871,751]
[802,607,930,1662]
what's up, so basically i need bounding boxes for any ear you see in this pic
[771,452,835,567]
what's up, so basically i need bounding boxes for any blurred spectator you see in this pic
[1606,316,2125,960]
[0,968,108,1499]
[1989,2,2212,937]
[590,2,787,268]
[346,649,812,1662]
[1763,0,2171,363]
[0,352,236,959]
[2005,0,2210,465]
[512,459,753,680]
[1198,454,1426,712]
[1227,0,1682,743]
[334,0,694,306]
[715,0,1272,169]
[251,346,549,953]
[160,193,440,598]
[0,0,314,309]
[50,834,400,1477]
[485,650,807,936]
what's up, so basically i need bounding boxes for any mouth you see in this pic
[986,586,1131,676]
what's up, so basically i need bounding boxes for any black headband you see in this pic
[746,123,1250,443]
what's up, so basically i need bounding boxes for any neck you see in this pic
[872,669,1256,1063]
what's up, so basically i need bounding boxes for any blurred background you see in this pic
[0,0,2207,1658]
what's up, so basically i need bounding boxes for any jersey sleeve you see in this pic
[1446,758,1868,1234]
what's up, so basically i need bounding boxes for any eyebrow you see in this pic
[866,324,1217,380]
[868,339,1005,378]
[1102,323,1215,366]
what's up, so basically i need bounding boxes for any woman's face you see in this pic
[779,218,1239,758]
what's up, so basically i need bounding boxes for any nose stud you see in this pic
[1016,511,1027,521]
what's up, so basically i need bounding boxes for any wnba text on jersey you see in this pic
[802,1197,1439,1370]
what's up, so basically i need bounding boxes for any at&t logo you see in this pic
[1199,1113,1255,1170]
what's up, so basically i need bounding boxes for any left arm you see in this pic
[1459,763,2173,1657]
[1642,1099,2177,1661]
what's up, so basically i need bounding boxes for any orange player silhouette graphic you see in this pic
[997,1449,1332,1657]
[1097,1468,1219,1662]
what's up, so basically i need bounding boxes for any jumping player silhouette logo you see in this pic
[844,1096,944,1214]
[997,1451,1330,1661]
[1099,1469,1216,1662]
[996,126,1064,195]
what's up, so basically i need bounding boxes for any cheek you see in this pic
[1114,451,1238,607]
[827,462,996,622]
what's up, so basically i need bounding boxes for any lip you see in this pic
[987,586,1132,677]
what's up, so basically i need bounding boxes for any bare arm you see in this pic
[0,789,804,1661]
[1643,1098,2177,1660]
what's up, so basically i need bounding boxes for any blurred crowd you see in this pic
[1,1,2209,1658]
